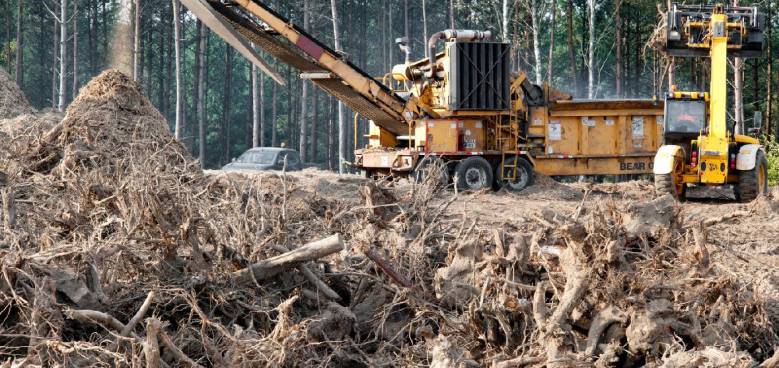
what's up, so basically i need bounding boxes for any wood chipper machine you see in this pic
[654,3,768,201]
[181,0,667,191]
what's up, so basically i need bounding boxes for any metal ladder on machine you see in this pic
[495,112,521,183]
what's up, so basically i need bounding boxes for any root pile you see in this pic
[1,70,777,367]
[0,67,34,119]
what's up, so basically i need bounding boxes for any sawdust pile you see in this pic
[0,66,34,119]
[1,71,777,367]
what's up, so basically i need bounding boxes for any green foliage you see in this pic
[764,137,779,186]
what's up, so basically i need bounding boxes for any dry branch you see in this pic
[365,248,414,289]
[233,234,344,285]
[158,327,204,368]
[121,291,156,337]
[144,318,161,368]
[65,309,126,332]
[1,187,15,230]
[494,356,545,368]
[272,244,342,301]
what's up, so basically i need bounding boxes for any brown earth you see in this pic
[1,71,778,367]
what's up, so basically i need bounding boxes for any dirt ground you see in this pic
[2,70,779,367]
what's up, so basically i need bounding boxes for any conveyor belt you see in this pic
[180,0,409,135]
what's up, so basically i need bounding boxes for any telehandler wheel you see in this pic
[655,156,686,200]
[497,157,534,191]
[413,156,449,187]
[454,157,494,191]
[735,150,768,203]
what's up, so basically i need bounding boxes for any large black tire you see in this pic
[655,153,686,200]
[454,157,494,191]
[413,156,450,187]
[654,174,685,199]
[735,150,768,203]
[496,157,534,191]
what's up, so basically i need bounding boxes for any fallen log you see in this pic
[233,234,344,285]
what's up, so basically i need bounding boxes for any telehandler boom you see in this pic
[654,3,768,201]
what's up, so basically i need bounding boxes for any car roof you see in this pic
[246,147,296,153]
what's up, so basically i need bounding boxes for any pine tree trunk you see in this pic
[502,0,509,41]
[422,0,428,46]
[586,0,595,99]
[88,0,95,76]
[311,88,319,162]
[72,0,78,98]
[530,0,542,85]
[223,48,233,164]
[615,0,622,97]
[251,45,260,148]
[449,0,455,29]
[733,1,744,133]
[547,0,556,84]
[299,0,310,161]
[133,0,141,81]
[259,71,265,147]
[196,21,206,165]
[331,0,347,173]
[59,0,68,111]
[328,96,334,170]
[101,0,107,63]
[3,1,9,72]
[566,0,578,96]
[767,1,773,136]
[406,0,411,64]
[52,12,58,109]
[15,0,23,87]
[173,0,183,140]
[271,82,278,147]
[388,0,393,66]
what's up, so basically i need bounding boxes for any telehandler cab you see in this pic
[654,3,769,201]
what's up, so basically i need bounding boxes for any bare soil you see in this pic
[1,71,777,367]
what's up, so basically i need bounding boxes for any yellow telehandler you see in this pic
[654,3,768,201]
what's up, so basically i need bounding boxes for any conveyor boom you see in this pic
[180,0,410,135]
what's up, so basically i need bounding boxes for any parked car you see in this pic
[221,147,303,172]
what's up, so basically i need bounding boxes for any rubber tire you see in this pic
[496,157,534,191]
[735,150,768,203]
[655,174,686,200]
[413,156,450,187]
[454,157,494,191]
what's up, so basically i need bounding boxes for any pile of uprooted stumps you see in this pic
[1,71,778,367]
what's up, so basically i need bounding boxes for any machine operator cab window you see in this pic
[663,98,707,141]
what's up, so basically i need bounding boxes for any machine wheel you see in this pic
[454,157,494,191]
[496,157,534,191]
[413,156,449,187]
[655,155,686,200]
[735,150,768,202]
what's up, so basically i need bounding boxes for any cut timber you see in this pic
[233,235,344,285]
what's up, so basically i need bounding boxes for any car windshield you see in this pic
[236,151,276,164]
[666,100,706,134]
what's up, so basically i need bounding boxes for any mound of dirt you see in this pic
[521,173,583,200]
[0,67,34,119]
